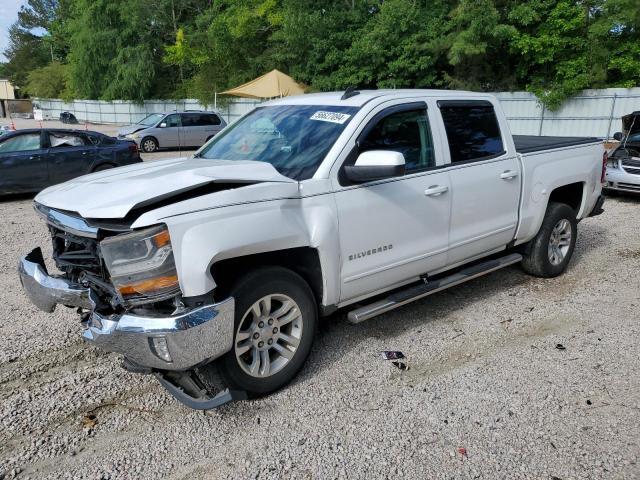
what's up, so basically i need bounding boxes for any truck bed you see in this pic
[514,135,601,154]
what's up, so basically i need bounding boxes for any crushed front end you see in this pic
[18,203,241,409]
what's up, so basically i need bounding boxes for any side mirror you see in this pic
[159,122,167,128]
[613,132,623,141]
[345,150,405,183]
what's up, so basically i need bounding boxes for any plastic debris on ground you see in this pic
[380,351,409,371]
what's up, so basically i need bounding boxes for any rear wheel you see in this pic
[521,202,577,278]
[141,136,158,153]
[218,267,317,396]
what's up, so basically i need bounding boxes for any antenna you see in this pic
[341,86,360,100]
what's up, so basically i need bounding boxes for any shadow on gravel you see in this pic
[304,265,532,382]
[0,193,35,203]
[571,223,607,264]
[303,219,605,383]
[604,190,640,203]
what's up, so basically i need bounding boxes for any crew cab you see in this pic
[18,90,605,409]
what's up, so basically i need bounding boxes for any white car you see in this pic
[605,111,640,194]
[19,89,605,409]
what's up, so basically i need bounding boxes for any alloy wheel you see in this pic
[548,218,572,265]
[234,294,303,378]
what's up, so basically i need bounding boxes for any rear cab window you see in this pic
[438,100,505,164]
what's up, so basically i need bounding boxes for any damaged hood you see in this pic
[117,124,146,136]
[35,158,297,219]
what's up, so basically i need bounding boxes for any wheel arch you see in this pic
[210,247,324,311]
[548,181,585,215]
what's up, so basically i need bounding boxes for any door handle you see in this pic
[500,170,518,180]
[424,185,449,197]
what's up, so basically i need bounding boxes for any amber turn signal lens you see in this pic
[118,275,179,296]
[152,229,171,248]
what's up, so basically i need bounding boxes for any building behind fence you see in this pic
[28,87,640,139]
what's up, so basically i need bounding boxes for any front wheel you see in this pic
[140,136,158,153]
[218,267,317,396]
[521,202,577,278]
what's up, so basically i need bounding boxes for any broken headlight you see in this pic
[100,224,180,304]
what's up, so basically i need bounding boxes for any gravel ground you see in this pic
[0,191,639,479]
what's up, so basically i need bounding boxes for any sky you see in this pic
[0,0,27,62]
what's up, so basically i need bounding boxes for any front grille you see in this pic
[622,158,640,175]
[52,228,102,273]
[49,225,120,307]
[617,182,640,191]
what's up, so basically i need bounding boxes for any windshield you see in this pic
[197,105,358,180]
[137,113,164,127]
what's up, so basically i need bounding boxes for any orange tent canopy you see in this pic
[221,69,305,99]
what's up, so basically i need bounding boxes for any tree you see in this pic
[3,25,50,89]
[67,0,157,101]
[25,61,70,98]
[4,0,639,106]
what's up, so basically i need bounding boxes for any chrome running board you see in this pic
[347,253,523,324]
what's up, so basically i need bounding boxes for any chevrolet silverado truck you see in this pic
[18,89,606,409]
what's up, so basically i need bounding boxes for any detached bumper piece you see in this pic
[18,247,236,373]
[18,248,96,313]
[156,370,248,410]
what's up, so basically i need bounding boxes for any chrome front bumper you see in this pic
[18,248,235,371]
[605,167,640,193]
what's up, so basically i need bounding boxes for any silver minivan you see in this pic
[117,111,227,153]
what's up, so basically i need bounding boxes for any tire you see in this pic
[521,202,577,278]
[140,136,158,153]
[218,266,317,396]
[92,163,115,172]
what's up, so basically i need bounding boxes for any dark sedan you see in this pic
[0,128,142,194]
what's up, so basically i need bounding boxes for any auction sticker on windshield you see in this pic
[310,111,352,124]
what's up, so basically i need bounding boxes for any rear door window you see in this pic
[48,132,89,148]
[182,113,221,127]
[438,101,504,163]
[180,113,197,127]
[205,114,221,126]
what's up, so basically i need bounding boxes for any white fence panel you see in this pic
[31,98,260,125]
[33,87,640,138]
[495,87,640,138]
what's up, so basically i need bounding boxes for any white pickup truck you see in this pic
[19,89,605,409]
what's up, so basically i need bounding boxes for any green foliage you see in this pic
[3,25,51,89]
[25,61,70,99]
[3,0,640,108]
